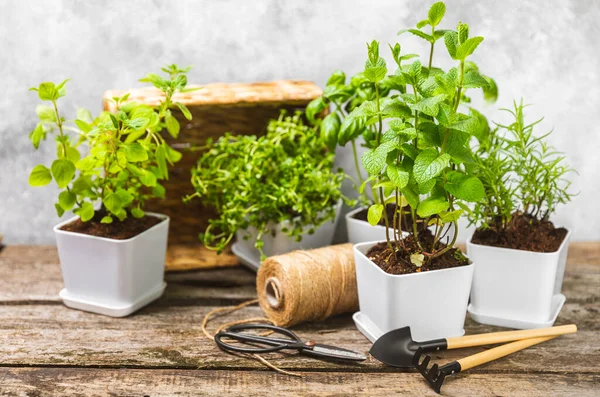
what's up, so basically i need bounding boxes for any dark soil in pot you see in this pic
[366,232,470,275]
[471,214,568,253]
[353,204,428,232]
[60,210,163,240]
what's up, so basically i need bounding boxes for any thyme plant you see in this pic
[333,2,498,267]
[28,64,195,224]
[469,100,575,233]
[186,111,349,258]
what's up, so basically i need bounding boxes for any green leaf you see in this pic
[101,216,113,224]
[463,70,490,89]
[456,36,484,60]
[58,190,76,211]
[367,204,384,226]
[76,156,96,171]
[403,183,420,209]
[29,124,45,149]
[458,22,469,44]
[51,159,76,188]
[131,208,145,219]
[444,31,459,59]
[75,119,93,133]
[36,105,55,122]
[175,102,192,121]
[416,19,429,29]
[166,146,183,163]
[410,94,446,117]
[320,113,341,150]
[362,140,396,175]
[165,114,180,138]
[483,77,498,103]
[74,202,94,222]
[66,147,80,163]
[428,2,446,27]
[55,203,65,217]
[439,209,464,223]
[152,183,166,198]
[364,57,387,83]
[444,171,485,202]
[28,165,52,186]
[398,29,433,43]
[103,192,123,214]
[413,148,450,184]
[37,82,57,101]
[417,195,449,217]
[387,163,409,189]
[155,145,168,179]
[305,97,327,124]
[449,117,480,135]
[124,142,149,162]
[326,70,346,86]
[115,188,134,207]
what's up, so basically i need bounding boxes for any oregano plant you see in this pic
[28,64,196,224]
[185,111,350,259]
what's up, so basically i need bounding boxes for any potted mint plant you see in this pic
[27,65,195,316]
[466,100,574,328]
[186,111,349,270]
[337,2,496,342]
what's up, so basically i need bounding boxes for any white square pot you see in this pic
[346,206,389,244]
[234,202,341,266]
[54,212,169,317]
[354,241,474,342]
[466,229,571,325]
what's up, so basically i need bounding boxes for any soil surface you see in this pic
[366,233,470,275]
[60,210,163,240]
[471,214,568,253]
[352,204,428,232]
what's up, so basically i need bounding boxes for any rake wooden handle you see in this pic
[446,324,577,349]
[457,335,556,371]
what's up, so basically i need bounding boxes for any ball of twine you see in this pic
[256,243,358,327]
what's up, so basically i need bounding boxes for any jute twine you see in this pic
[256,243,359,327]
[201,243,359,377]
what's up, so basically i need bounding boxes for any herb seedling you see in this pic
[28,64,195,225]
[186,111,350,258]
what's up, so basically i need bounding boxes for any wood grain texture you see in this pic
[0,368,598,397]
[0,243,598,395]
[102,80,322,246]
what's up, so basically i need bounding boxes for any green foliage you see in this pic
[186,111,350,258]
[469,101,575,231]
[310,1,500,261]
[27,64,195,222]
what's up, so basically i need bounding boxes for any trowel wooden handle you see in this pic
[457,335,556,371]
[446,324,577,349]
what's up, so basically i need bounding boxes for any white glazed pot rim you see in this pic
[467,228,571,256]
[354,240,474,279]
[53,211,169,244]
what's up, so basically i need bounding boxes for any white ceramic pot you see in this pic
[353,241,474,342]
[54,212,169,317]
[233,202,342,270]
[346,206,389,244]
[466,229,571,326]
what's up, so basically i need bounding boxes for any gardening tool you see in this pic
[214,323,367,362]
[414,335,557,393]
[370,324,577,368]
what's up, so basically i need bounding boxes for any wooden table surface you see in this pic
[0,243,598,396]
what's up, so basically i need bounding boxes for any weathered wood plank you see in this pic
[0,303,596,373]
[0,368,597,397]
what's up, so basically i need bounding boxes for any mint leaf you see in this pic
[463,70,490,89]
[417,195,449,217]
[28,165,52,186]
[124,142,149,162]
[367,204,384,226]
[444,31,459,59]
[37,82,57,101]
[456,36,484,60]
[398,29,434,43]
[51,159,76,188]
[413,148,450,184]
[444,171,485,202]
[387,163,410,189]
[458,22,469,44]
[428,2,446,27]
[409,94,446,117]
[364,57,387,83]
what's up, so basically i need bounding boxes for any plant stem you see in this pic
[351,139,364,186]
[375,84,392,248]
[427,26,435,75]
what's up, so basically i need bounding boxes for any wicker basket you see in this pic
[102,80,322,245]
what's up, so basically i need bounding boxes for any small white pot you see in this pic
[54,212,169,317]
[234,202,341,269]
[353,241,474,342]
[346,206,390,244]
[466,229,571,325]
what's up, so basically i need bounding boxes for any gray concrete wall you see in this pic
[1,0,598,244]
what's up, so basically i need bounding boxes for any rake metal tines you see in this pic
[413,347,461,394]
